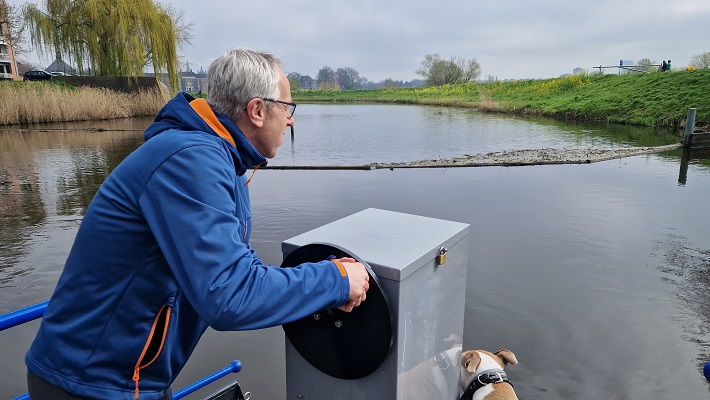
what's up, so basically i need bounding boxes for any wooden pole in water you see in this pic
[683,108,696,148]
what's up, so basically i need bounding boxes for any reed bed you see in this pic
[0,82,169,125]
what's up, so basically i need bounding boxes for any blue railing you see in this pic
[172,361,242,400]
[1,301,243,399]
[0,301,50,331]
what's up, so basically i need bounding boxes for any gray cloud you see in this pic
[9,0,710,81]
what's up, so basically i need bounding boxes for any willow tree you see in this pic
[23,0,187,90]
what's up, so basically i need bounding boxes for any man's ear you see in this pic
[243,97,266,128]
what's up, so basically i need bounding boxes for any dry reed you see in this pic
[474,88,502,112]
[0,82,169,125]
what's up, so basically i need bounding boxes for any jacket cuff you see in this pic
[330,259,348,277]
[330,260,350,304]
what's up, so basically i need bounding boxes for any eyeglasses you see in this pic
[262,98,297,117]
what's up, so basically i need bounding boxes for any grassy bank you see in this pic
[0,81,168,125]
[3,70,706,128]
[293,69,710,129]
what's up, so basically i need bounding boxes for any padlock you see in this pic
[436,247,447,265]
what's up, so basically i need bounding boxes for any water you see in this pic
[1,105,709,399]
[276,105,675,167]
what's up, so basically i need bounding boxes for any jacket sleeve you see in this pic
[138,143,350,330]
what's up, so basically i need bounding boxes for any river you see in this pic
[1,104,709,399]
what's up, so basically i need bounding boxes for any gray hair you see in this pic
[206,48,283,121]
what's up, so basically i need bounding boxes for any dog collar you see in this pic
[459,369,512,400]
[434,351,451,370]
[434,351,462,390]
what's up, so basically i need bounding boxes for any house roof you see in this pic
[46,59,76,73]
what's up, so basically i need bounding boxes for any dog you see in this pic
[397,340,463,399]
[459,349,519,400]
[398,335,519,400]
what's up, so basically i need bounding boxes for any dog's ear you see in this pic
[444,334,462,348]
[462,350,481,373]
[494,349,518,366]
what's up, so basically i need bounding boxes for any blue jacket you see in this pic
[25,93,350,399]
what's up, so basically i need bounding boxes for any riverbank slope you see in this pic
[293,69,710,129]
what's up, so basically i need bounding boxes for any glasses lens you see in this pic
[262,98,295,117]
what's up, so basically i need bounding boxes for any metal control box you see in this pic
[281,208,470,400]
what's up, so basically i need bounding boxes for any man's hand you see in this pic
[335,257,369,312]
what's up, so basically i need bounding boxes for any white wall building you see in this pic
[0,9,20,81]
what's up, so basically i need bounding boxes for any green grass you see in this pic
[293,70,710,129]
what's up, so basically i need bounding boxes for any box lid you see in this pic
[282,208,469,281]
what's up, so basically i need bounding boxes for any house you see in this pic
[299,75,316,90]
[0,8,20,81]
[145,63,208,94]
[46,59,77,75]
[178,63,207,93]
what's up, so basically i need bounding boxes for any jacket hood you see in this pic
[144,92,267,175]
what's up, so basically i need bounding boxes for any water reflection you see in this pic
[0,132,47,212]
[0,127,144,286]
[0,141,45,280]
[678,147,710,186]
[0,128,145,211]
[525,114,681,147]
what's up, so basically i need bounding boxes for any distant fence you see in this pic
[594,64,661,74]
[51,76,161,93]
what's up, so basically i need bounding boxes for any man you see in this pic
[25,48,370,399]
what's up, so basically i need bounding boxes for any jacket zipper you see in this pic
[133,304,172,399]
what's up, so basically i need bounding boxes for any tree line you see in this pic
[287,53,482,91]
[287,67,424,91]
[287,68,425,90]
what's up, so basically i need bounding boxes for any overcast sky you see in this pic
[10,0,710,82]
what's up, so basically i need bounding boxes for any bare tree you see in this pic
[416,53,481,86]
[689,52,710,69]
[380,78,399,88]
[0,0,26,53]
[335,67,366,90]
[287,72,301,90]
[636,58,656,72]
[164,4,193,51]
[316,66,338,89]
[462,58,482,81]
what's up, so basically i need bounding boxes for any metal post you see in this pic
[683,108,696,147]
